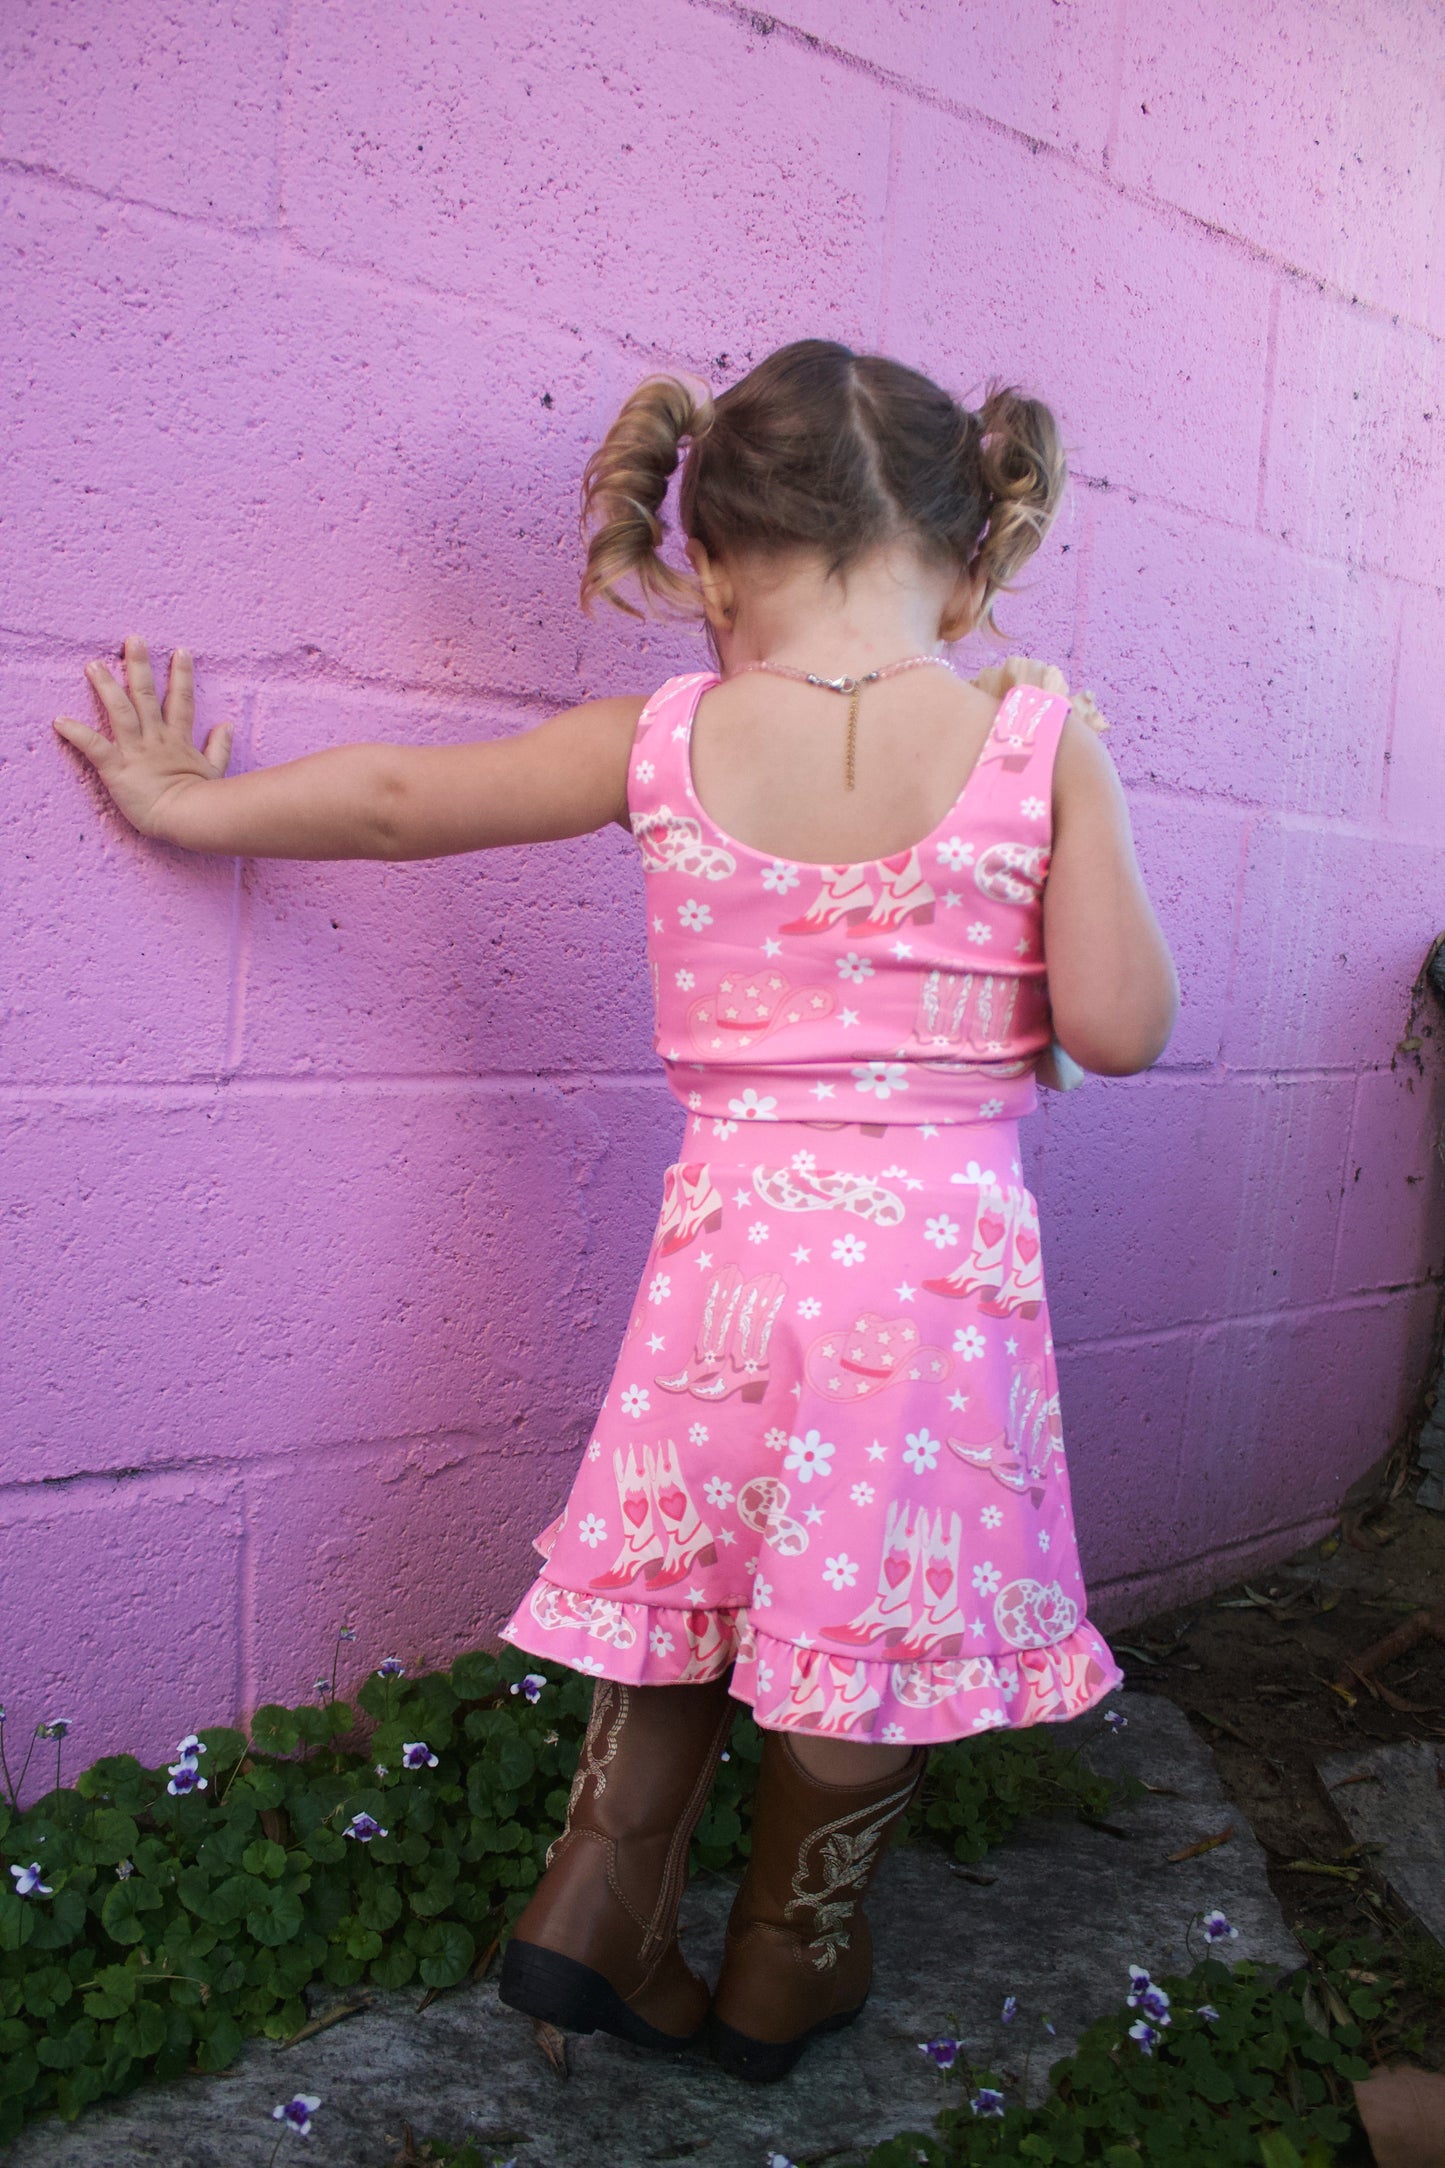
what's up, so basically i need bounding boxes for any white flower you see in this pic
[10,1863,51,1897]
[578,1514,607,1549]
[850,1482,876,1506]
[924,1214,960,1250]
[837,952,875,984]
[967,920,991,945]
[648,1273,672,1305]
[756,1659,775,1692]
[747,1221,770,1245]
[649,1627,675,1657]
[972,1561,1002,1594]
[1038,1529,1052,1552]
[635,759,655,783]
[705,1477,735,1508]
[689,1422,710,1446]
[764,1427,789,1452]
[981,1504,1003,1529]
[883,1723,907,1743]
[979,1097,1004,1118]
[1021,795,1047,820]
[852,1061,908,1100]
[936,836,975,871]
[675,967,696,990]
[761,861,801,893]
[754,1578,774,1608]
[971,1706,1008,1730]
[730,1088,778,1120]
[687,1089,703,1109]
[797,1296,823,1318]
[903,1429,940,1474]
[790,1148,817,1174]
[620,1385,651,1419]
[831,1234,866,1267]
[679,899,713,931]
[785,1430,835,1484]
[953,1325,987,1361]
[711,1118,738,1140]
[822,1553,859,1591]
[587,1439,601,1460]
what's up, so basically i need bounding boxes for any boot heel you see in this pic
[499,1938,702,2053]
[706,2002,865,2083]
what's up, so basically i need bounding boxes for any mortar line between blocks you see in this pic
[1254,281,1282,532]
[1378,590,1407,824]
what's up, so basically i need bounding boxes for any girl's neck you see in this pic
[708,543,967,680]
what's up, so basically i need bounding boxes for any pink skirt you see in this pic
[502,1114,1121,1744]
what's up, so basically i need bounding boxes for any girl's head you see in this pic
[580,338,1065,642]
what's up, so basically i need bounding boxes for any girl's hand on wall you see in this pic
[971,655,1109,733]
[53,637,234,836]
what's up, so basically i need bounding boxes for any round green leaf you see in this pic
[415,1921,474,1989]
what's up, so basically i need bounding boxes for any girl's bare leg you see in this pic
[788,1732,916,1784]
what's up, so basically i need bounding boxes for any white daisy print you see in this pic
[620,1385,651,1419]
[953,1326,987,1361]
[711,1118,738,1140]
[756,1659,775,1693]
[754,1578,774,1609]
[972,1706,1008,1731]
[761,861,800,893]
[936,837,975,871]
[785,1430,835,1483]
[705,1477,735,1508]
[831,1234,866,1267]
[689,1422,710,1446]
[797,1296,822,1318]
[822,1554,859,1591]
[979,1098,1004,1118]
[587,1439,602,1460]
[635,760,655,783]
[1038,1530,1052,1553]
[687,1091,703,1110]
[675,967,696,991]
[837,952,875,984]
[924,1214,960,1250]
[966,921,991,945]
[850,1481,876,1507]
[1021,795,1047,820]
[679,899,713,931]
[648,1273,672,1305]
[747,1221,770,1244]
[730,1089,778,1120]
[649,1626,675,1656]
[578,1514,607,1548]
[883,1722,907,1743]
[903,1428,941,1474]
[764,1428,789,1452]
[972,1561,1002,1594]
[790,1149,817,1174]
[980,1504,1004,1529]
[852,1061,908,1100]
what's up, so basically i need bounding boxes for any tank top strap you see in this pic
[969,683,1071,845]
[627,672,733,878]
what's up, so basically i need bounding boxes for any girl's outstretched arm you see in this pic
[1043,709,1179,1076]
[54,638,642,859]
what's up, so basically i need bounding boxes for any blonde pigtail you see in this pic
[969,383,1067,637]
[579,374,715,618]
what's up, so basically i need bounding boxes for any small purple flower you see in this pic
[1129,2019,1161,2054]
[376,1657,405,1678]
[918,2036,959,2070]
[273,2094,321,2136]
[1000,1994,1017,2024]
[167,1762,208,1796]
[38,1716,73,1740]
[344,1812,388,1843]
[509,1673,547,1703]
[766,2155,797,2168]
[970,2088,1006,2117]
[1138,1986,1172,2026]
[374,1764,389,1779]
[336,1627,357,1643]
[1125,1965,1153,2006]
[1103,1708,1129,1731]
[115,1858,135,1879]
[175,1734,206,1761]
[10,1863,52,1897]
[1201,1909,1238,1944]
[1197,2004,1220,2024]
[313,1676,331,1697]
[402,1741,438,1771]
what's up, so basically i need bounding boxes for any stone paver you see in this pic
[1319,1738,1445,1952]
[3,1694,1299,2168]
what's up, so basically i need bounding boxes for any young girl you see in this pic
[55,339,1177,2084]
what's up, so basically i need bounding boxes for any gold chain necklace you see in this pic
[726,653,958,790]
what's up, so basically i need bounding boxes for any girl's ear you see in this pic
[686,539,736,632]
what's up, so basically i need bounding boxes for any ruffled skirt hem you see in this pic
[500,1575,1123,1746]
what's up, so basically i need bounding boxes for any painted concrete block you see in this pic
[1124,792,1247,1070]
[1087,493,1398,822]
[1171,1286,1439,1554]
[0,0,287,228]
[0,1470,244,1777]
[1261,282,1444,585]
[1115,0,1445,331]
[1333,1067,1445,1297]
[280,0,889,355]
[1054,1334,1192,1586]
[774,0,1116,162]
[1223,820,1444,1071]
[1387,583,1445,839]
[0,665,237,1084]
[1029,1074,1353,1340]
[889,109,1272,523]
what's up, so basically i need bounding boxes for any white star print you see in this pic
[839,1008,860,1028]
[791,1246,811,1265]
[733,1188,752,1208]
[969,1618,986,1638]
[866,1442,887,1462]
[891,941,914,959]
[1016,937,1031,955]
[810,1082,836,1100]
[1005,1336,1019,1355]
[895,1281,917,1303]
[948,1390,968,1411]
[653,916,664,932]
[647,1333,665,1353]
[942,890,962,908]
[695,1249,714,1270]
[920,1124,939,1139]
[791,1382,803,1398]
[688,1587,707,1602]
[803,1505,824,1525]
[762,937,782,958]
[718,1528,738,1546]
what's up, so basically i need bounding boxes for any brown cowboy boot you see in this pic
[707,1731,927,2081]
[499,1674,734,2050]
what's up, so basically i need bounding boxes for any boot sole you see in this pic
[498,1938,703,2054]
[705,2000,866,2084]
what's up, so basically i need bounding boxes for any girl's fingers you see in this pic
[53,714,117,769]
[201,722,234,776]
[85,657,143,740]
[120,636,164,734]
[163,645,196,740]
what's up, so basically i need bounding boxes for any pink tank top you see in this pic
[628,671,1069,1127]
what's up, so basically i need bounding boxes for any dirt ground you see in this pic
[1115,1473,1445,2069]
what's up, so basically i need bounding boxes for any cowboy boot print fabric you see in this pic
[502,674,1123,1745]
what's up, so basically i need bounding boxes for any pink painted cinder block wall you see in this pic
[3,0,1443,1768]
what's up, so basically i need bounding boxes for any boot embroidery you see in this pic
[548,1682,628,1866]
[781,1773,919,1970]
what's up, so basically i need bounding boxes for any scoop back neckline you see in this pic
[678,670,1018,874]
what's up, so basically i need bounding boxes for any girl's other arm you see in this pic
[1043,709,1179,1075]
[54,638,642,859]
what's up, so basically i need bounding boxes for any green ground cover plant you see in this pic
[0,1644,1125,2141]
